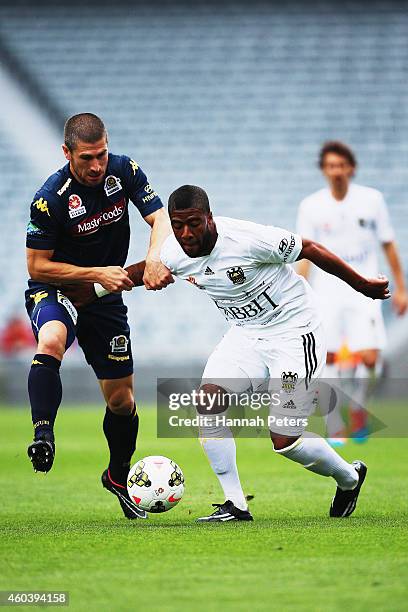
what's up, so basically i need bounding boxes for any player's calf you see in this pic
[272,432,366,515]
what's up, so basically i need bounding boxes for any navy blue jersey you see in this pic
[26,154,163,270]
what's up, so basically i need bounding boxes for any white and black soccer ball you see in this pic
[127,455,185,513]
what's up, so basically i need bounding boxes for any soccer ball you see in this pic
[127,455,185,513]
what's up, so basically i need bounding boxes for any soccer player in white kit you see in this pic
[159,185,389,521]
[297,142,408,443]
[65,185,390,522]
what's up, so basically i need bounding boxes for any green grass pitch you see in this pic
[1,405,407,611]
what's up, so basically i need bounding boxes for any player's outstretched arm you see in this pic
[298,238,391,300]
[27,248,134,293]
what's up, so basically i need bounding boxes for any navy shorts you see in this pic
[25,285,133,380]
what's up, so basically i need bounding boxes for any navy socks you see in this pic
[103,405,139,485]
[28,353,62,441]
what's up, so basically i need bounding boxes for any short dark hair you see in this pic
[168,185,210,214]
[318,141,357,169]
[64,113,107,151]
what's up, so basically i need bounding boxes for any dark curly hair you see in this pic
[319,141,357,169]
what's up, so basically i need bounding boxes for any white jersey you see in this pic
[297,183,394,299]
[160,216,321,336]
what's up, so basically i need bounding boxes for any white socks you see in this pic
[199,418,248,510]
[275,434,359,490]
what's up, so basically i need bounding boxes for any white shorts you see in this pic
[319,294,386,353]
[202,324,326,436]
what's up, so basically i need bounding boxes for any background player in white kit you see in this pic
[65,185,390,522]
[297,141,408,443]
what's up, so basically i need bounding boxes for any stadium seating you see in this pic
[0,126,39,323]
[0,0,406,364]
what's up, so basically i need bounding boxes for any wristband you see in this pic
[94,283,110,298]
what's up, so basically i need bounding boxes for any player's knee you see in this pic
[197,384,229,415]
[37,322,67,361]
[107,388,135,415]
[270,432,300,451]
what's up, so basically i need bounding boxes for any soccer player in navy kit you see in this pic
[25,113,173,519]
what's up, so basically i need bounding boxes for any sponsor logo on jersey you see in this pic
[104,175,122,197]
[68,194,86,219]
[72,200,126,235]
[282,399,297,410]
[282,234,296,262]
[278,238,288,254]
[110,335,129,353]
[30,291,49,305]
[27,221,45,236]
[142,183,158,204]
[204,266,215,275]
[214,287,279,322]
[34,197,50,217]
[281,371,298,393]
[108,354,130,362]
[57,178,72,196]
[129,159,139,175]
[57,291,78,325]
[226,267,246,285]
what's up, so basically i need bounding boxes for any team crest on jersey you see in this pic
[110,335,129,353]
[281,371,298,394]
[104,175,122,197]
[358,218,376,230]
[68,194,86,219]
[226,267,246,285]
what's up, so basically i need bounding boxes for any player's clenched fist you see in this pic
[355,275,391,300]
[143,258,174,290]
[97,266,134,293]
